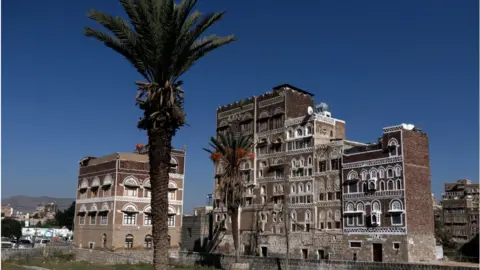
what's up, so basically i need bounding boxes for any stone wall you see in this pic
[1,246,72,260]
[171,252,479,270]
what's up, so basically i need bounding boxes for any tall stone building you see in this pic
[341,124,435,262]
[440,179,479,244]
[211,83,436,263]
[74,146,186,251]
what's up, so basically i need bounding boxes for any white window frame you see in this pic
[124,187,138,197]
[392,242,401,250]
[88,242,95,249]
[100,213,108,225]
[391,213,403,226]
[168,190,176,200]
[90,214,96,225]
[79,215,85,225]
[144,213,152,226]
[357,215,364,226]
[347,216,355,226]
[122,213,137,226]
[168,215,175,227]
[348,241,362,249]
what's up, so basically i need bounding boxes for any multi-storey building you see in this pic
[213,84,346,259]
[73,146,186,251]
[341,124,435,262]
[432,194,442,224]
[440,179,479,244]
[212,83,436,263]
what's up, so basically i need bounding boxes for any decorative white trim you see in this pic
[91,177,101,187]
[344,227,406,235]
[103,175,113,186]
[259,96,284,108]
[217,103,254,119]
[257,128,284,137]
[383,125,403,133]
[169,173,184,179]
[342,156,403,169]
[343,190,404,200]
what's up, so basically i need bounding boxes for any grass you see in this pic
[2,257,214,270]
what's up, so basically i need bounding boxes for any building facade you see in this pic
[211,84,436,262]
[73,147,186,251]
[440,179,479,244]
[341,125,435,262]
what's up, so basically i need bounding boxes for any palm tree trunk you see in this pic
[148,127,174,270]
[231,207,241,263]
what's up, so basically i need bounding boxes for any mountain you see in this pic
[2,195,75,214]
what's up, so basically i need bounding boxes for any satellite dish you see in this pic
[307,106,314,115]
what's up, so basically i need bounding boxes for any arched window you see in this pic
[346,203,354,212]
[378,168,385,178]
[356,202,364,212]
[388,139,399,156]
[396,179,402,190]
[308,156,313,165]
[306,183,312,192]
[296,128,303,137]
[261,185,266,195]
[334,210,341,221]
[298,183,304,193]
[369,169,378,179]
[347,171,358,180]
[361,170,368,180]
[390,200,403,211]
[394,166,402,177]
[170,158,178,173]
[305,211,311,221]
[144,235,153,248]
[306,126,313,135]
[125,234,134,249]
[362,182,368,192]
[122,204,138,225]
[387,180,394,190]
[387,168,394,178]
[291,184,296,194]
[372,201,381,212]
[300,158,305,167]
[379,181,385,191]
[288,130,294,138]
[291,211,297,220]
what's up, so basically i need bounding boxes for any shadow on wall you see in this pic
[457,234,479,263]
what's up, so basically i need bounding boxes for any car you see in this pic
[1,237,13,248]
[34,239,51,248]
[17,239,33,249]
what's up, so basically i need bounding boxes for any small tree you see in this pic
[204,130,254,262]
[1,219,22,239]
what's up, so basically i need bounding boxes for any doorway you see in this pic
[372,243,383,262]
[261,246,268,257]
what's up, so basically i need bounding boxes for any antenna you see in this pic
[307,106,314,115]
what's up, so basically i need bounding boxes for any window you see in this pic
[361,170,368,180]
[100,213,108,225]
[272,116,283,129]
[319,193,325,201]
[380,181,385,191]
[308,156,313,165]
[391,213,403,225]
[393,242,400,250]
[258,120,268,132]
[378,168,385,178]
[144,235,153,248]
[124,187,137,197]
[349,241,362,248]
[336,192,341,200]
[168,216,175,227]
[396,180,402,190]
[168,191,176,200]
[125,234,134,249]
[331,159,340,170]
[79,215,85,225]
[288,130,294,138]
[387,169,394,178]
[387,181,394,190]
[275,169,284,179]
[357,215,364,226]
[317,249,325,260]
[349,183,358,193]
[319,161,327,172]
[145,190,151,198]
[89,242,94,249]
[123,213,136,225]
[144,214,152,226]
[240,122,251,133]
[394,166,402,177]
[296,129,303,137]
[90,214,96,225]
[306,126,313,135]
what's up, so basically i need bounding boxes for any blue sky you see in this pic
[2,0,478,212]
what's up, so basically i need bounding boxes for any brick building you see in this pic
[440,179,479,244]
[341,124,435,262]
[73,147,186,251]
[211,83,436,263]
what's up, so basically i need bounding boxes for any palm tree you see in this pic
[84,0,236,268]
[203,131,254,262]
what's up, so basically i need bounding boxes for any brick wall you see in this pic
[403,129,436,262]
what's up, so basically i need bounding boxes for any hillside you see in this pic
[2,195,74,214]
